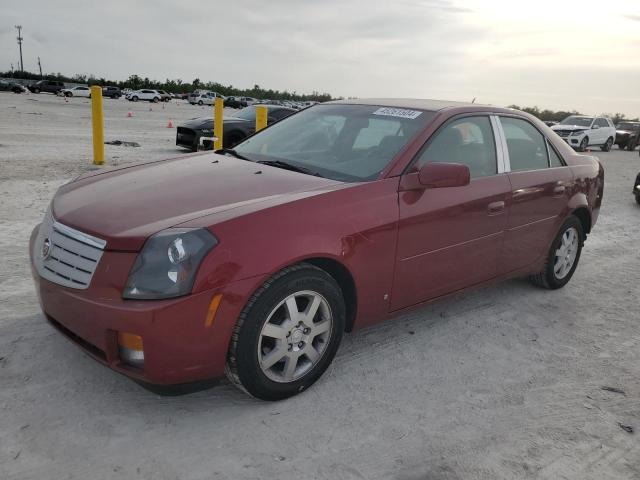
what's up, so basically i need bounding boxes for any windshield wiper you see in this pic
[216,148,252,161]
[256,160,324,178]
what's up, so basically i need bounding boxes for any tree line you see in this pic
[507,105,639,124]
[0,70,335,102]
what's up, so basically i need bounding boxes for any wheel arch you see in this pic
[303,257,358,332]
[571,206,592,237]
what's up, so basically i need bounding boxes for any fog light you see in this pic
[118,332,144,368]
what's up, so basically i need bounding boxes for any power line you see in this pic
[15,25,24,72]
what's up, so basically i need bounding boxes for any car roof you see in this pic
[327,98,482,112]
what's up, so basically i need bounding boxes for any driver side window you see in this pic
[414,116,497,179]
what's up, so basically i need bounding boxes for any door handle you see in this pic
[487,201,505,215]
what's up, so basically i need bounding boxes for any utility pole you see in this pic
[15,25,24,72]
[38,57,42,77]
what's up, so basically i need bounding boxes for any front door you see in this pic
[391,115,511,310]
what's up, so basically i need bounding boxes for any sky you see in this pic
[2,0,640,117]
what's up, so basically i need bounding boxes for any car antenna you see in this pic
[471,97,476,104]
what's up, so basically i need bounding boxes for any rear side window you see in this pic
[500,117,548,172]
[547,140,565,167]
[415,116,497,179]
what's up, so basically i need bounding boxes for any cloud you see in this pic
[623,13,640,21]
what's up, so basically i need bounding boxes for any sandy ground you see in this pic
[1,91,639,480]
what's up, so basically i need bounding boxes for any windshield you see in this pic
[560,116,593,127]
[234,104,434,182]
[617,123,640,131]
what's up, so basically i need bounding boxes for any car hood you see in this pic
[52,153,343,251]
[180,116,251,129]
[551,125,589,131]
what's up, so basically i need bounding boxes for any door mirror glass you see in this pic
[419,162,470,188]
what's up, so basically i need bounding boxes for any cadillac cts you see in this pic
[30,99,604,400]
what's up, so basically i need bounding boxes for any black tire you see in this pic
[197,100,204,106]
[67,92,73,97]
[33,88,40,93]
[601,137,613,152]
[636,194,640,205]
[226,263,345,401]
[132,96,138,102]
[529,216,584,290]
[618,143,626,150]
[152,97,159,103]
[578,137,588,152]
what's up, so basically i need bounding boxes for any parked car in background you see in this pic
[30,99,604,400]
[102,86,122,99]
[157,90,172,102]
[28,80,65,94]
[551,116,615,152]
[224,96,245,108]
[59,86,92,98]
[188,91,225,106]
[127,89,162,102]
[176,104,296,151]
[614,121,640,151]
[544,120,558,127]
[0,80,27,93]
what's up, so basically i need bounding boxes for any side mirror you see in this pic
[418,162,470,188]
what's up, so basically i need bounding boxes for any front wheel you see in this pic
[197,100,204,106]
[578,137,588,152]
[530,216,584,289]
[226,263,345,400]
[152,97,159,103]
[601,137,613,152]
[132,96,138,102]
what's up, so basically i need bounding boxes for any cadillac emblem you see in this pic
[41,237,52,260]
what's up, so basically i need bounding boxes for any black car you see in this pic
[224,96,246,109]
[27,80,65,94]
[102,86,122,98]
[0,80,27,93]
[176,105,296,151]
[615,122,640,150]
[634,172,640,205]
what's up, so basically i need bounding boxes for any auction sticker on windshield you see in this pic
[372,107,422,120]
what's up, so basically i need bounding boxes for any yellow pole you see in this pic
[214,97,224,150]
[90,86,104,165]
[255,105,268,132]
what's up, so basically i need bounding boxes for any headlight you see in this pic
[123,228,217,300]
[571,130,585,136]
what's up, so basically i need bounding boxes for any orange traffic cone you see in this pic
[167,119,173,128]
[127,111,133,117]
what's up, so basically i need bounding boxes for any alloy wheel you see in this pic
[554,227,579,279]
[257,290,332,383]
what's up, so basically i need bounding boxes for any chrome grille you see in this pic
[33,210,106,289]
[554,130,571,138]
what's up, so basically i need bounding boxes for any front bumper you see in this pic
[29,224,264,386]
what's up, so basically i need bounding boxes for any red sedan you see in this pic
[30,99,604,400]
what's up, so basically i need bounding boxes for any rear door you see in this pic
[391,115,511,310]
[497,116,573,274]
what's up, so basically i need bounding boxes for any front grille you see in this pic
[34,210,106,289]
[554,130,571,137]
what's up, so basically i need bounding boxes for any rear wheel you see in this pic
[530,216,584,289]
[198,100,204,106]
[226,263,345,400]
[601,137,613,152]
